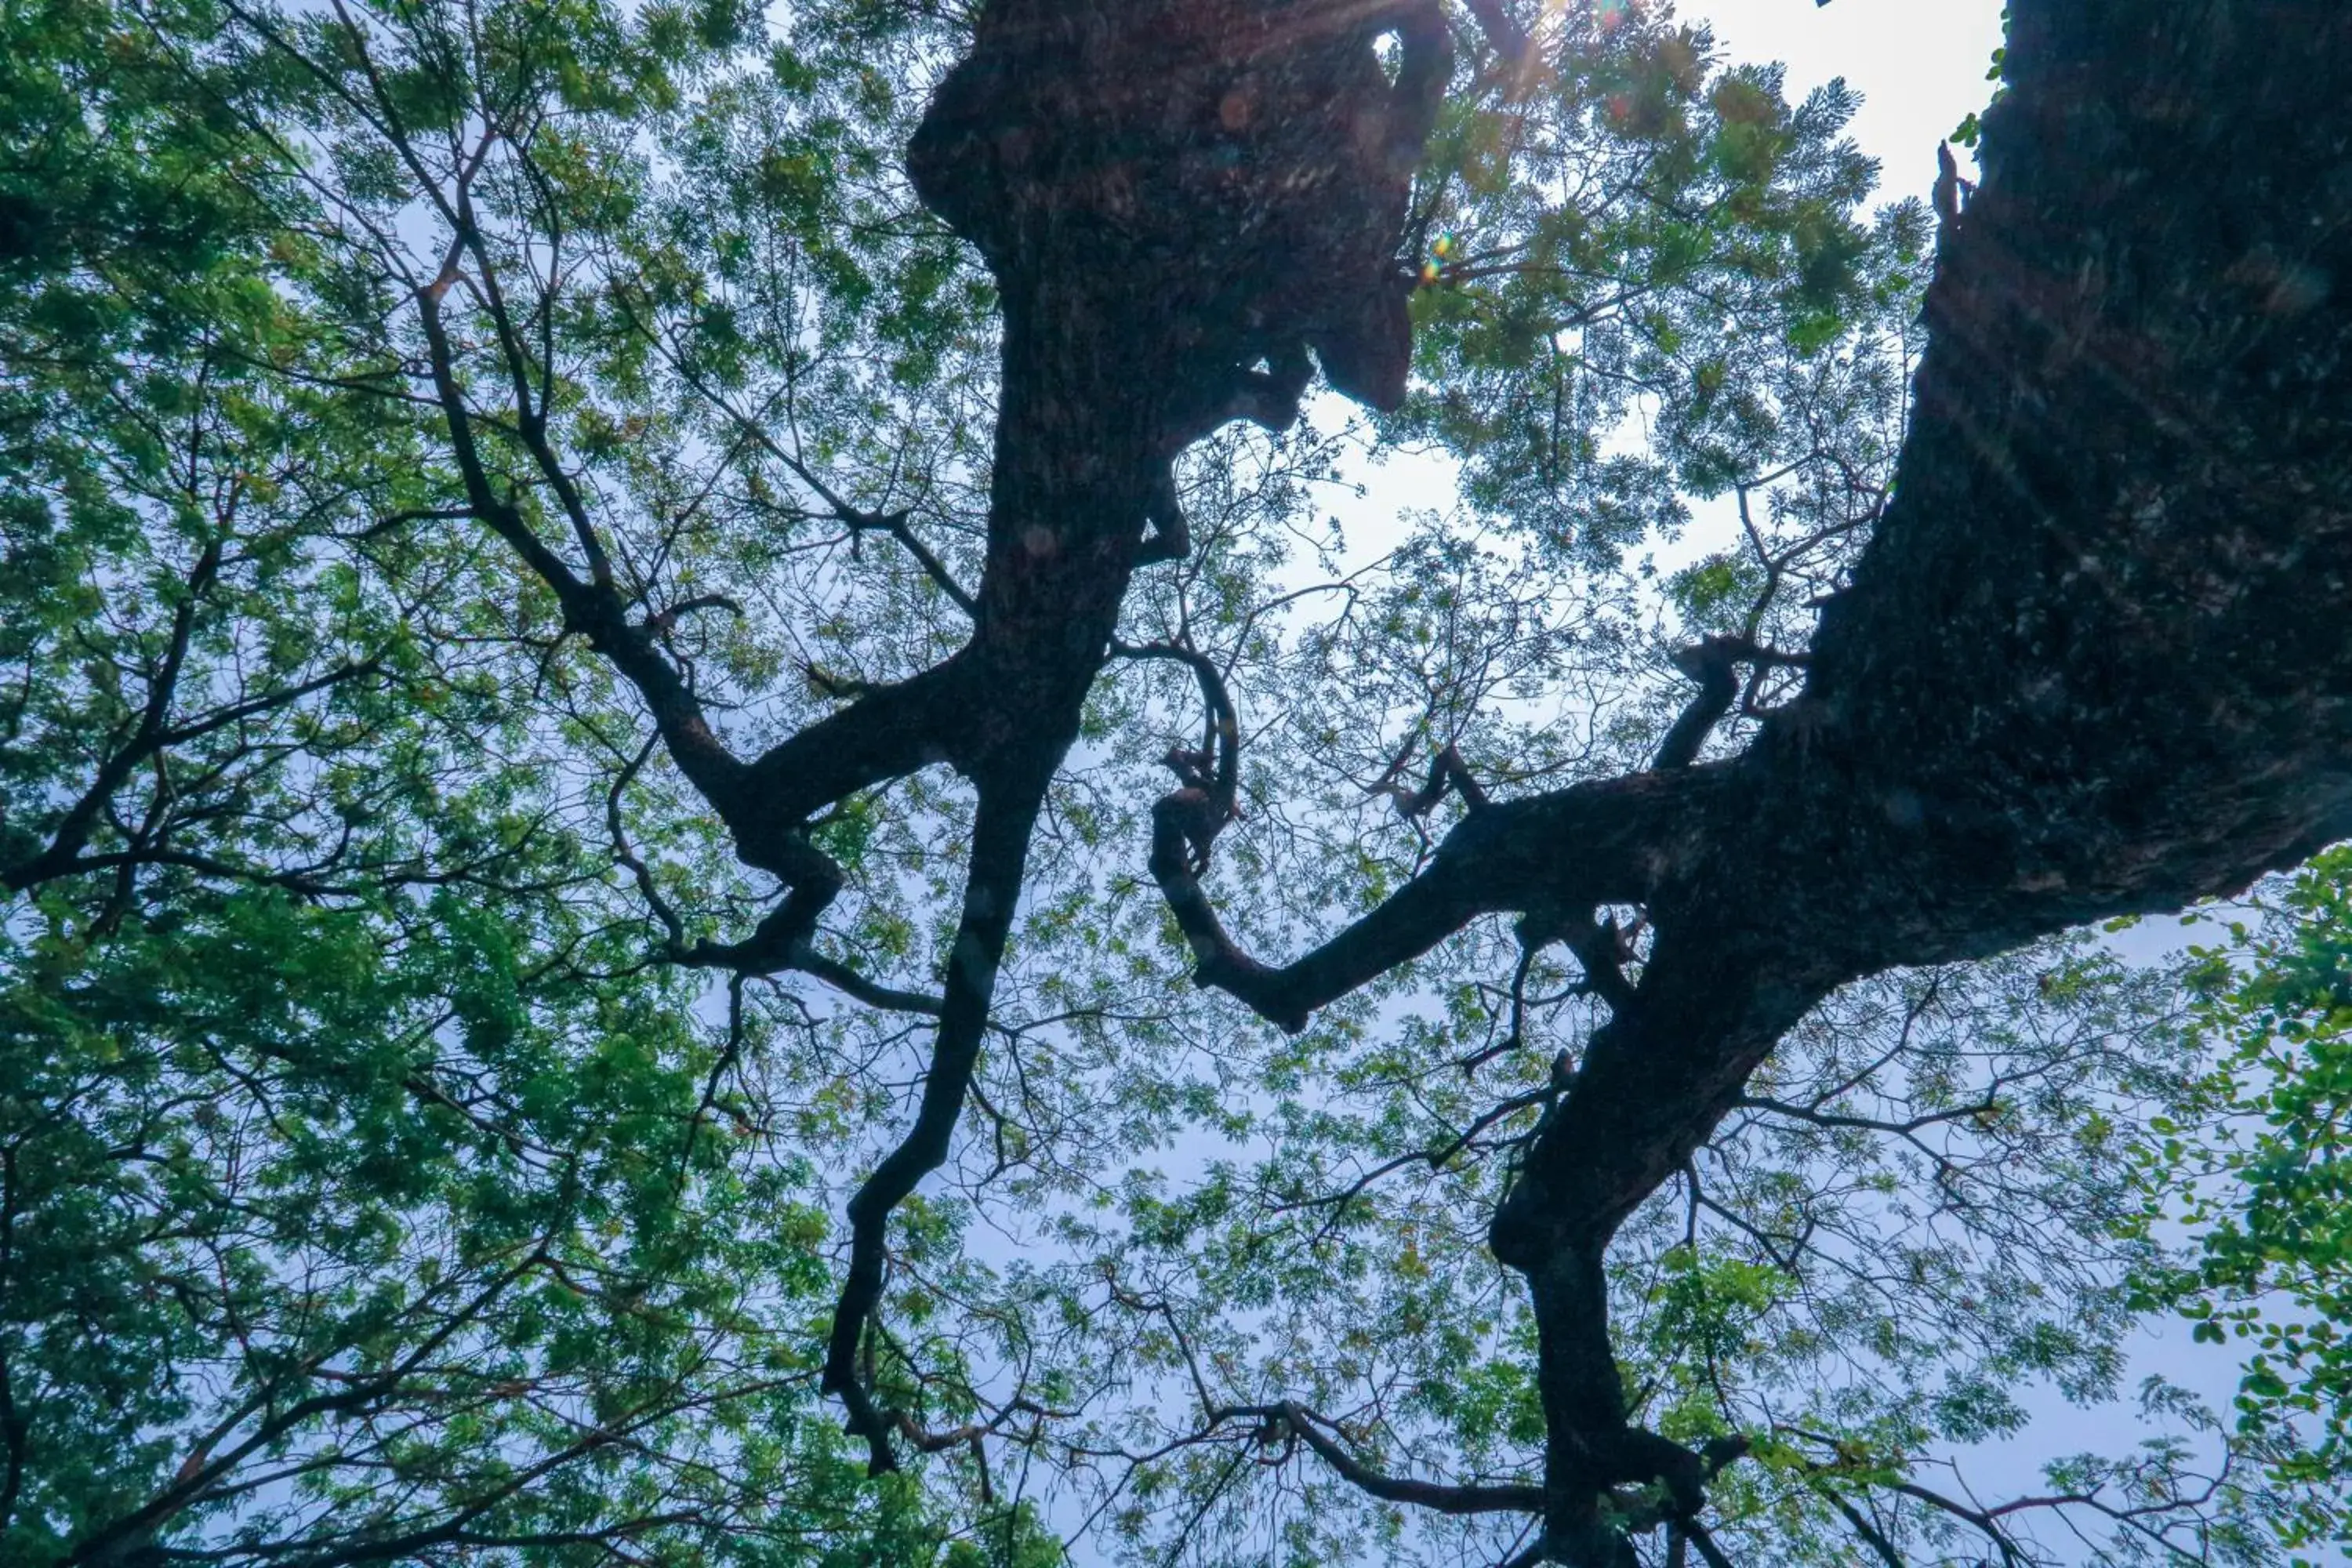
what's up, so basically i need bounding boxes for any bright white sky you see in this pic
[1327,0,2011,557]
[1686,0,2005,200]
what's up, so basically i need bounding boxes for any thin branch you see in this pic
[1203,1401,1543,1517]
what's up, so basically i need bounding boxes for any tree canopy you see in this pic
[3,0,2350,1564]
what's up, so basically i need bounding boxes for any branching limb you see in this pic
[1157,774,1688,1033]
[788,952,947,1018]
[1203,1401,1543,1517]
[677,880,944,1018]
[844,508,978,616]
[412,274,748,811]
[605,731,686,949]
[823,766,1051,1472]
[1817,1486,1907,1568]
[1732,1092,1998,1141]
[737,655,985,830]
[1116,639,1240,873]
[1884,1479,2029,1568]
[1653,635,1807,771]
[614,287,979,615]
[5,634,383,893]
[1267,1084,1549,1221]
[1372,740,1490,818]
[390,123,978,879]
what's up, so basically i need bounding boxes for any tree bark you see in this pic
[829,0,2352,1544]
[1153,1,2352,1555]
[816,0,1461,1464]
[1507,1,2352,1553]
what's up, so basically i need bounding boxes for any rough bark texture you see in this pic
[797,0,1460,1472]
[754,0,2352,1552]
[1145,0,2352,1556]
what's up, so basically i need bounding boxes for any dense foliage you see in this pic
[2133,847,2352,1562]
[2,0,2346,1563]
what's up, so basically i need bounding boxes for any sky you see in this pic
[1685,0,2005,201]
[1665,1,2213,985]
[1307,0,2252,1525]
[1663,0,2248,1510]
[1326,0,2011,560]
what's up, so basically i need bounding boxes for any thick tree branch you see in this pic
[1160,771,1710,1033]
[413,273,750,816]
[1128,6,2352,1559]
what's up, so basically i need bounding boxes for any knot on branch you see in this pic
[1120,638,1242,873]
[1541,1427,1751,1563]
[1599,1427,1747,1523]
[1653,633,1809,771]
[1156,743,1240,873]
[907,0,1454,427]
[1373,741,1490,820]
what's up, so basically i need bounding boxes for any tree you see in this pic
[2138,844,2352,1560]
[3,0,2350,1563]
